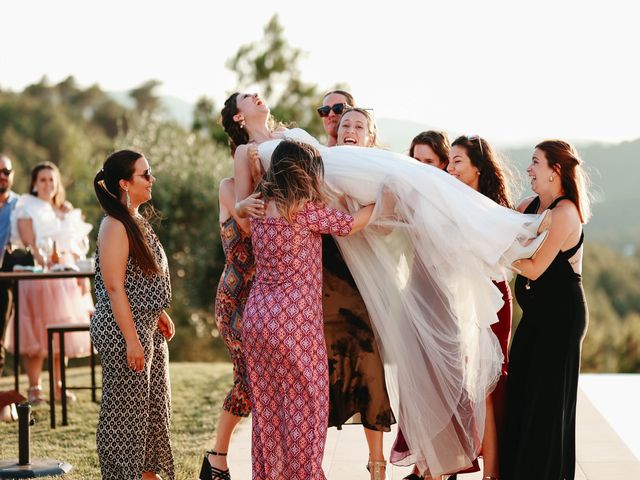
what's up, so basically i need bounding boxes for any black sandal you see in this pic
[199,450,230,480]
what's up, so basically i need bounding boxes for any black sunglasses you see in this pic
[0,168,13,176]
[134,169,153,181]
[316,103,350,118]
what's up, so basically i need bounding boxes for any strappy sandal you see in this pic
[199,450,230,480]
[27,386,47,406]
[366,459,387,480]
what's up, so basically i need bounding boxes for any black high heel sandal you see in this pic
[199,450,230,480]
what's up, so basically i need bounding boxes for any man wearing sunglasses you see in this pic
[317,89,355,147]
[0,155,18,409]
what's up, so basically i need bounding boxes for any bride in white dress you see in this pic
[222,92,548,477]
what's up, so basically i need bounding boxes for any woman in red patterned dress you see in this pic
[242,140,375,479]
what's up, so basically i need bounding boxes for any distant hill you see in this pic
[150,95,640,250]
[108,91,194,128]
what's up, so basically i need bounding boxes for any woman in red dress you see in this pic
[241,140,376,479]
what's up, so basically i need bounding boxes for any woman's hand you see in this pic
[77,277,90,295]
[235,193,265,219]
[126,338,145,372]
[158,311,175,341]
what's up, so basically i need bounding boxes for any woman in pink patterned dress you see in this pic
[242,140,375,480]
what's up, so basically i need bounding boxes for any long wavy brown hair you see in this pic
[257,140,328,223]
[451,135,515,209]
[535,140,591,223]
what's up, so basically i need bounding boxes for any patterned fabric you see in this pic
[215,217,254,417]
[90,217,174,480]
[243,202,353,480]
[322,236,395,431]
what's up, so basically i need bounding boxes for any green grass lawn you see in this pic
[0,362,234,479]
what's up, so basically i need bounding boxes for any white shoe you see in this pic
[524,209,552,236]
[504,230,549,263]
[0,404,18,422]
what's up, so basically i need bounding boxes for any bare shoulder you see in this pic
[553,199,581,226]
[218,177,235,206]
[99,216,127,243]
[516,195,537,213]
[234,144,249,160]
[219,177,234,192]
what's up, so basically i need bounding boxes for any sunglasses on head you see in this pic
[468,135,484,157]
[0,168,12,176]
[316,103,350,118]
[134,169,153,181]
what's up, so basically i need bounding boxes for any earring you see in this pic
[125,190,131,209]
[549,175,554,182]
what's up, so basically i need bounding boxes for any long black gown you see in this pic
[501,196,588,480]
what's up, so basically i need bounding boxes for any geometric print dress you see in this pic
[243,202,353,480]
[215,217,255,417]
[90,217,174,480]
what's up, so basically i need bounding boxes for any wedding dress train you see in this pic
[259,128,543,475]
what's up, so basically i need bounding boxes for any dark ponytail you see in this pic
[94,150,160,275]
[220,93,249,155]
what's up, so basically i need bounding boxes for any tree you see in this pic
[129,80,163,114]
[194,14,327,147]
[226,14,323,136]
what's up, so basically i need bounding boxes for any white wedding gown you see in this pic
[259,128,539,475]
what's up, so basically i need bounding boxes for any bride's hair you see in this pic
[452,135,516,209]
[338,108,380,148]
[221,92,280,155]
[535,140,591,223]
[257,140,328,223]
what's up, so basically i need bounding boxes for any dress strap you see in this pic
[548,195,570,210]
[560,230,584,257]
[524,197,540,214]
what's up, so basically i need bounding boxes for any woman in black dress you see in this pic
[503,140,591,480]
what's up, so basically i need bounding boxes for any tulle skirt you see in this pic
[6,278,93,357]
[259,129,542,475]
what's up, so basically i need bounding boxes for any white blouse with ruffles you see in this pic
[10,194,92,259]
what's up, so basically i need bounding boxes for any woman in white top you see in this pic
[6,162,93,404]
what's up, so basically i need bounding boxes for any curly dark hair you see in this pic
[451,136,514,209]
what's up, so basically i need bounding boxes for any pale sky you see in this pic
[2,0,638,144]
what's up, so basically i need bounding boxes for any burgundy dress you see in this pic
[243,202,353,480]
[214,217,255,417]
